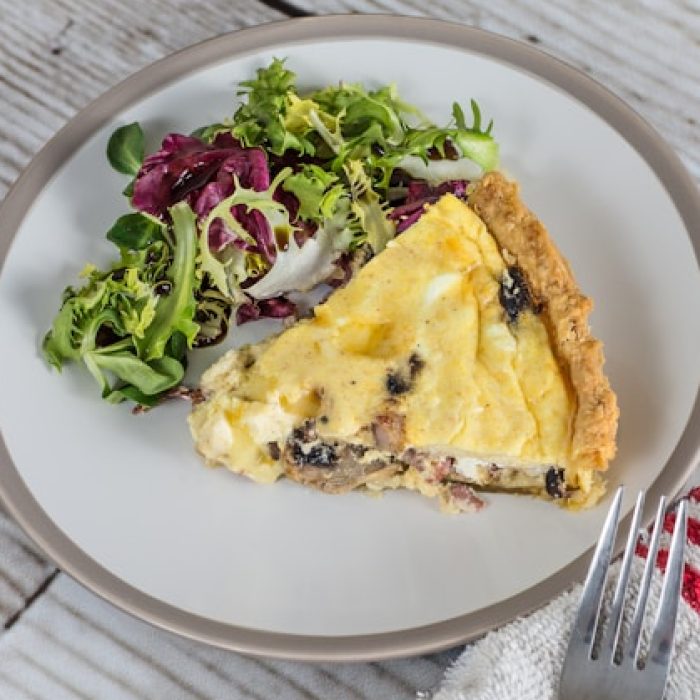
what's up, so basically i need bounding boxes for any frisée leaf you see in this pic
[43,202,201,407]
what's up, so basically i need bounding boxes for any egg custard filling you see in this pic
[189,172,618,512]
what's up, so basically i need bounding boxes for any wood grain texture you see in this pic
[0,1,698,698]
[0,0,282,633]
[0,576,455,699]
[0,513,55,627]
[284,0,700,182]
[0,0,285,196]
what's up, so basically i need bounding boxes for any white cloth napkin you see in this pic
[433,488,700,700]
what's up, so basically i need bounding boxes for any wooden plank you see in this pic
[0,0,285,196]
[0,1,698,697]
[0,511,55,627]
[0,0,283,631]
[281,0,700,182]
[0,576,452,699]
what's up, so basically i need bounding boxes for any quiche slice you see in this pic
[189,172,618,512]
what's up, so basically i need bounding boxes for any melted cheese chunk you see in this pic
[190,195,575,487]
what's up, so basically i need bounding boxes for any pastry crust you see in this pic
[468,172,618,472]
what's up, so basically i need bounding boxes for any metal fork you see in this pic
[559,486,688,700]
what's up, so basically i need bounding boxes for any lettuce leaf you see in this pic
[136,202,199,361]
[344,160,395,254]
[43,202,201,406]
[232,58,315,155]
[229,60,499,191]
[197,167,293,298]
[245,190,355,300]
[281,165,345,223]
[244,224,336,299]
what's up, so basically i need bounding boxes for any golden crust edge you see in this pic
[468,171,619,472]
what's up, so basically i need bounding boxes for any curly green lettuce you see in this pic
[228,58,499,190]
[43,203,201,406]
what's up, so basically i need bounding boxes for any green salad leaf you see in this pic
[282,165,345,223]
[344,160,395,254]
[229,59,499,185]
[232,58,315,155]
[136,203,199,361]
[106,212,164,250]
[107,122,145,176]
[43,202,201,406]
[190,121,232,143]
[87,352,185,402]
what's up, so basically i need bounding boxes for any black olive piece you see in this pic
[499,266,533,323]
[408,353,425,378]
[305,444,338,467]
[292,419,317,443]
[386,372,410,396]
[290,444,305,465]
[545,467,566,499]
[267,442,281,461]
[291,442,338,468]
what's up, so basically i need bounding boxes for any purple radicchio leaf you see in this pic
[133,131,277,260]
[389,179,469,232]
[236,297,297,325]
[132,132,269,216]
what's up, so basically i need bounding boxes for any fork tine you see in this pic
[601,490,646,661]
[626,495,667,663]
[646,499,688,671]
[570,485,623,650]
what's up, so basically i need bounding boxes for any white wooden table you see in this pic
[1,2,698,697]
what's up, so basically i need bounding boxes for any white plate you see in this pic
[1,17,699,660]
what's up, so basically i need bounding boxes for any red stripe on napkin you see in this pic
[635,496,700,615]
[663,513,700,547]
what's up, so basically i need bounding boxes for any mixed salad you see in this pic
[43,59,499,409]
